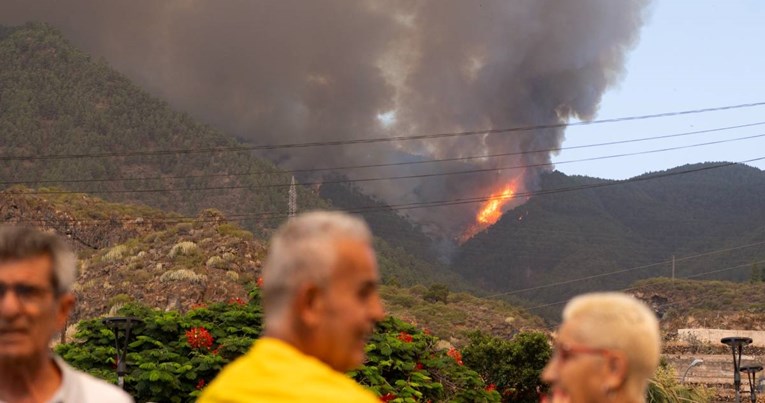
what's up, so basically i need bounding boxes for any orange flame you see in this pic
[476,185,515,225]
[458,181,519,243]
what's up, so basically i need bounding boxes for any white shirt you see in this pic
[47,356,134,403]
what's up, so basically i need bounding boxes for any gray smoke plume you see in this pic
[0,0,652,237]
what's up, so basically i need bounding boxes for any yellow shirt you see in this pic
[198,337,380,403]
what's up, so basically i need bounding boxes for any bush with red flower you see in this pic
[397,332,413,343]
[56,288,264,403]
[227,297,246,306]
[350,317,499,402]
[447,347,464,366]
[462,330,551,403]
[57,286,501,403]
[380,392,396,402]
[186,327,214,351]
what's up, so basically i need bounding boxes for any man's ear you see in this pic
[55,292,76,332]
[604,351,629,390]
[294,283,324,328]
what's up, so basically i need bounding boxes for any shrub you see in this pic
[132,269,152,283]
[647,362,710,402]
[104,245,129,262]
[169,241,199,258]
[386,292,418,308]
[462,331,551,402]
[57,290,500,403]
[352,317,499,402]
[174,222,193,235]
[159,269,206,284]
[205,256,225,269]
[423,284,450,304]
[225,270,240,282]
[216,224,253,240]
[109,294,133,306]
[57,297,263,403]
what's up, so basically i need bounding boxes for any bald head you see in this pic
[261,211,372,322]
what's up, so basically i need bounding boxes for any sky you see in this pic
[553,0,765,179]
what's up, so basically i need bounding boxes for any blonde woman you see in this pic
[542,292,661,403]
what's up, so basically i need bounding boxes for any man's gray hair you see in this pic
[261,211,372,320]
[0,225,76,294]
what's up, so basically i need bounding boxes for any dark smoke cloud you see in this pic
[0,0,652,237]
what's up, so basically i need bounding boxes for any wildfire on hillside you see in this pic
[458,178,521,244]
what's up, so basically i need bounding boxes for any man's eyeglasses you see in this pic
[551,343,610,363]
[0,283,54,305]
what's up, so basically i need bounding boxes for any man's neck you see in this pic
[607,390,643,403]
[263,327,305,352]
[0,354,62,403]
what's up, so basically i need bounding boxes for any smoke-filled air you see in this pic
[0,0,653,240]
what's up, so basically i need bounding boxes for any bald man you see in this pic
[200,211,385,403]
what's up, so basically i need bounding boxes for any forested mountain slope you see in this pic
[455,164,765,305]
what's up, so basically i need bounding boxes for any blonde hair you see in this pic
[261,211,372,321]
[563,292,660,394]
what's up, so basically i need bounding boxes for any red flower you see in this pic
[380,392,396,402]
[196,379,206,390]
[256,277,264,287]
[398,332,413,343]
[186,327,214,351]
[447,347,463,366]
[415,362,424,370]
[485,384,496,392]
[228,297,246,305]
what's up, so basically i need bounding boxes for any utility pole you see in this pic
[672,255,675,281]
[288,176,297,217]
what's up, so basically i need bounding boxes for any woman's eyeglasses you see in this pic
[552,343,611,363]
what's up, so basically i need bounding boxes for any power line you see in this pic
[10,134,765,194]
[3,121,763,186]
[2,102,764,161]
[7,157,764,224]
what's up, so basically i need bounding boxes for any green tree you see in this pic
[751,262,762,283]
[461,331,551,402]
[423,283,450,304]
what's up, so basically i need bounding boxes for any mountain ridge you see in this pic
[455,163,765,309]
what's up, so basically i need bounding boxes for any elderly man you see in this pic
[0,225,133,403]
[200,211,385,402]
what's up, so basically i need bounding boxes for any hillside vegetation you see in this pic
[631,277,765,333]
[0,188,543,340]
[0,23,323,232]
[381,285,545,343]
[455,166,765,309]
[0,23,453,286]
